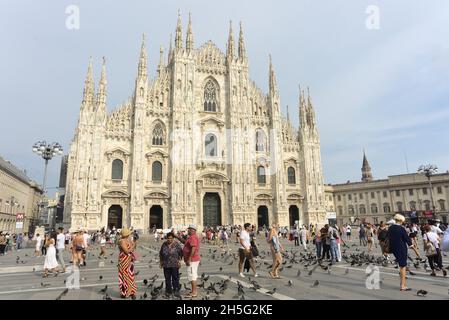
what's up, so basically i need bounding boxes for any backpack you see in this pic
[382,230,391,254]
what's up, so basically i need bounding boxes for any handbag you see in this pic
[250,242,259,257]
[424,233,438,257]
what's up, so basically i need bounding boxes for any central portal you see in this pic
[203,193,221,227]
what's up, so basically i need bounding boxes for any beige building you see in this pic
[64,15,328,232]
[327,153,449,226]
[0,155,43,233]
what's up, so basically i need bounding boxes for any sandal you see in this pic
[184,293,198,298]
[268,271,275,279]
[400,287,411,291]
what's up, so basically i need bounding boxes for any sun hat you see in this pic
[121,227,132,237]
[393,214,405,222]
[188,224,197,230]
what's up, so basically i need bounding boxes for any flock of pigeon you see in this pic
[8,238,449,300]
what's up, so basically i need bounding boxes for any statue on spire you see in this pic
[227,20,235,60]
[186,12,193,53]
[82,56,95,107]
[175,10,183,51]
[238,21,246,60]
[96,57,107,107]
[138,34,147,80]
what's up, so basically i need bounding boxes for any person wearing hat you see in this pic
[175,224,200,298]
[118,227,137,299]
[387,214,416,291]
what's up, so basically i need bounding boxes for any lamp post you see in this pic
[418,164,438,220]
[32,141,63,228]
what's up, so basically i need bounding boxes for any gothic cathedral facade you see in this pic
[64,15,327,232]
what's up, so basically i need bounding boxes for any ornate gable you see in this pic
[195,41,227,75]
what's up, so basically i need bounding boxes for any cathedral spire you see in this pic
[361,150,373,182]
[186,12,193,53]
[268,54,278,95]
[82,56,95,107]
[175,10,183,51]
[157,45,165,75]
[96,56,107,107]
[306,86,317,127]
[168,33,173,61]
[226,20,235,61]
[238,21,246,60]
[138,34,148,80]
[286,105,290,122]
[299,85,307,129]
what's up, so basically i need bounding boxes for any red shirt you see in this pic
[182,233,200,262]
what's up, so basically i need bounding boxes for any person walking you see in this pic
[377,221,389,258]
[0,232,6,255]
[293,227,299,247]
[328,224,339,264]
[16,233,23,251]
[268,224,283,279]
[320,226,330,261]
[238,223,259,278]
[423,224,447,277]
[359,224,367,246]
[72,230,85,267]
[346,224,352,241]
[388,214,416,291]
[42,234,49,256]
[299,227,308,251]
[176,225,200,298]
[34,233,42,257]
[99,233,107,259]
[314,230,322,259]
[43,239,60,277]
[118,227,137,299]
[56,228,66,273]
[366,224,374,252]
[159,232,183,298]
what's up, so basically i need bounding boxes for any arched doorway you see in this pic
[289,205,299,227]
[150,205,163,229]
[203,193,221,227]
[108,205,123,229]
[257,206,269,228]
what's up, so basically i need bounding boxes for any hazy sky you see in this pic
[1,0,449,196]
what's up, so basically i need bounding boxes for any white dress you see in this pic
[44,244,59,269]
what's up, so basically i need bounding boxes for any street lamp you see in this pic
[32,141,64,228]
[418,164,438,219]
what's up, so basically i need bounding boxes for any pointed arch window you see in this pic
[287,167,296,184]
[152,122,165,146]
[204,80,218,112]
[205,133,217,157]
[257,166,266,184]
[111,159,123,180]
[256,129,266,152]
[152,161,162,182]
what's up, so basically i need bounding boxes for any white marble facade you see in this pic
[64,15,327,232]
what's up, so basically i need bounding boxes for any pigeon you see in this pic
[296,269,301,277]
[41,282,50,287]
[103,293,112,300]
[408,270,416,276]
[287,280,293,287]
[99,275,103,280]
[266,288,276,295]
[99,285,108,293]
[110,260,114,264]
[135,271,140,276]
[228,261,233,265]
[344,268,349,275]
[55,288,69,300]
[143,279,148,285]
[311,280,319,288]
[417,290,428,297]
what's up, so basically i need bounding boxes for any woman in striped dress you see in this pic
[118,228,137,299]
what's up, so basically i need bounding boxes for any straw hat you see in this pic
[187,224,197,231]
[121,227,132,237]
[393,214,405,222]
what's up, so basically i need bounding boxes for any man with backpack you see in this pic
[377,221,389,258]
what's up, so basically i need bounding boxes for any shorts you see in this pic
[346,232,351,236]
[65,240,69,245]
[187,261,200,282]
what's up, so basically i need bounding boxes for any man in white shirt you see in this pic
[34,233,42,257]
[238,223,258,278]
[299,228,308,251]
[56,228,66,272]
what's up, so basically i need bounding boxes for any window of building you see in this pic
[383,203,391,213]
[337,195,341,201]
[397,202,403,212]
[409,189,414,196]
[338,206,343,215]
[438,200,445,211]
[203,80,218,112]
[152,161,162,182]
[359,205,366,214]
[371,204,378,213]
[409,201,416,211]
[359,193,363,199]
[205,133,217,157]
[111,159,124,180]
[348,205,354,215]
[257,166,266,184]
[383,191,387,198]
[152,122,165,145]
[395,190,400,197]
[348,194,352,201]
[422,188,427,195]
[437,186,443,194]
[287,167,296,185]
[371,192,375,199]
[424,200,431,211]
[256,129,267,152]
